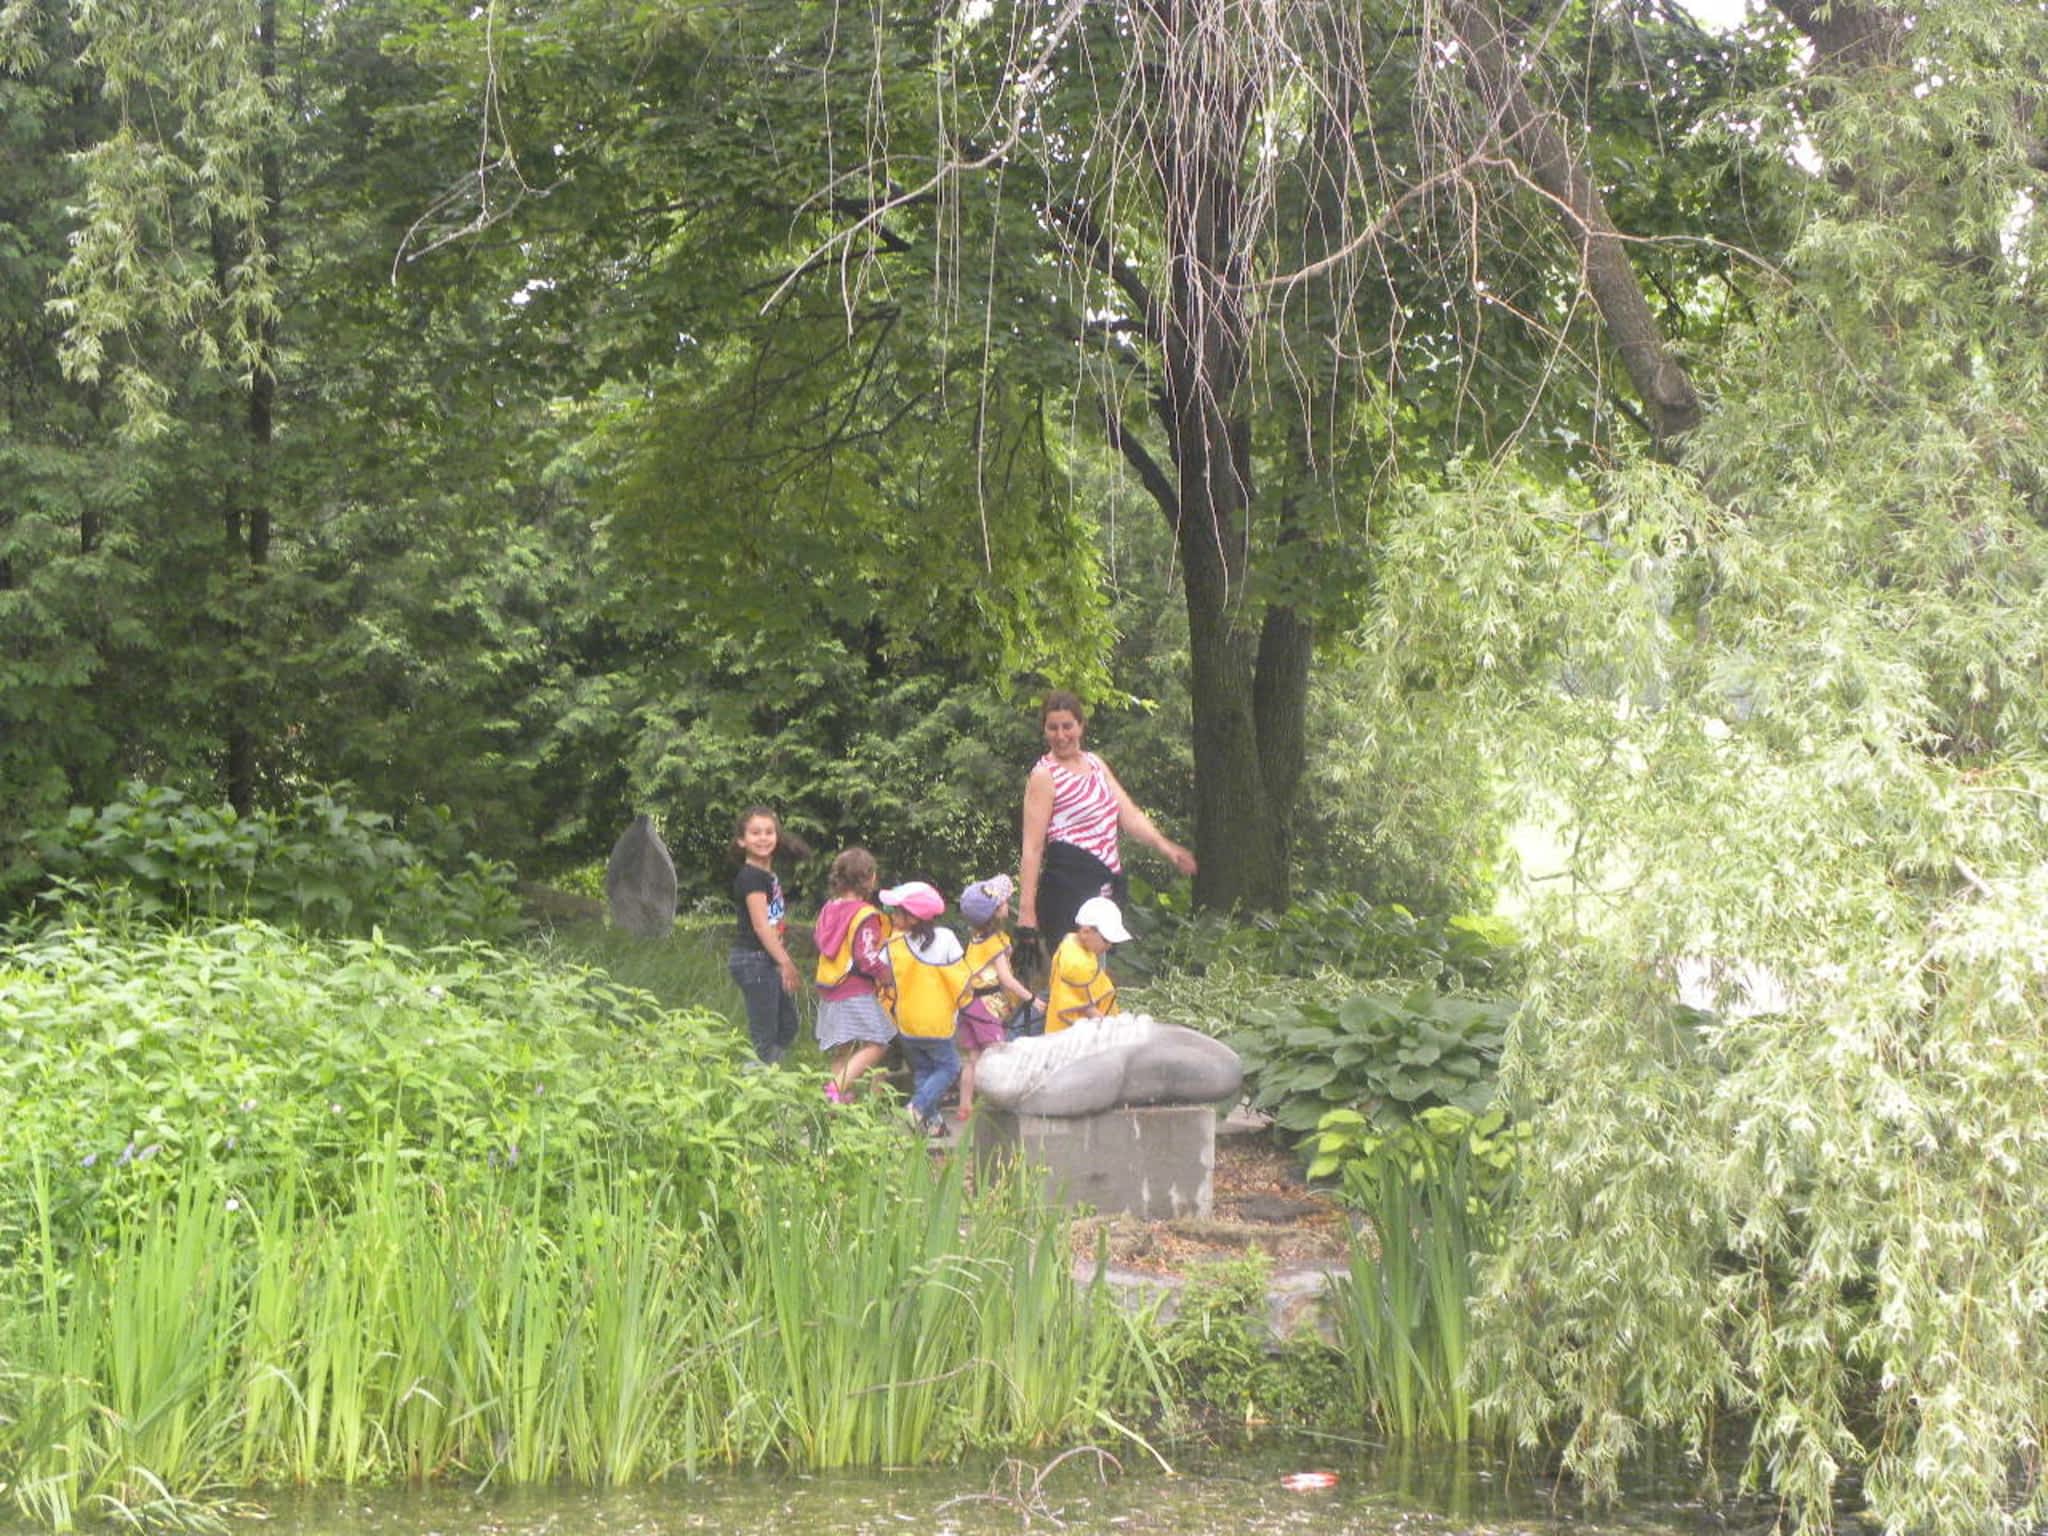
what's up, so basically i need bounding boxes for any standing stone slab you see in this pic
[975,1104,1218,1221]
[604,814,677,939]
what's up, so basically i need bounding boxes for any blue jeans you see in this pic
[728,948,799,1064]
[900,1036,960,1121]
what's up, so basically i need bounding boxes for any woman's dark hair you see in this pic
[1040,689,1087,726]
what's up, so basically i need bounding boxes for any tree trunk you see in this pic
[1147,0,1298,912]
[219,0,280,817]
[1770,0,1905,75]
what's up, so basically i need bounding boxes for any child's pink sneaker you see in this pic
[824,1083,848,1105]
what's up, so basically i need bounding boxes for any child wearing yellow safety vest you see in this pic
[879,881,969,1137]
[813,848,894,1103]
[955,874,1039,1120]
[1045,895,1128,1033]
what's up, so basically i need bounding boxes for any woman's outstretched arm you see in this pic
[1103,762,1197,877]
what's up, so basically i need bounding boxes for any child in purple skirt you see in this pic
[953,875,1038,1121]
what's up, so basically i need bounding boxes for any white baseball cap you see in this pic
[1073,896,1131,944]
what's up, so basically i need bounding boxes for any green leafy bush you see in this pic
[1149,1256,1350,1430]
[1121,958,1335,1042]
[1155,1257,1274,1422]
[1309,1104,1523,1204]
[0,916,878,1229]
[1121,883,1520,992]
[1229,988,1512,1135]
[9,783,520,945]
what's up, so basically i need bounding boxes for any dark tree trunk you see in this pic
[220,0,281,817]
[1147,0,1299,912]
[1060,0,1333,912]
[1770,0,1905,75]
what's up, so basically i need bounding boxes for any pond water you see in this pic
[226,1437,1774,1536]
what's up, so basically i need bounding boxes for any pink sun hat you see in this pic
[878,881,946,921]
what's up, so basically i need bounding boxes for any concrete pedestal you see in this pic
[975,1104,1217,1221]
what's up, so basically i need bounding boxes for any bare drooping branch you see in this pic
[1444,0,1703,456]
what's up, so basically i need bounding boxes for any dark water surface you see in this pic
[235,1438,1767,1536]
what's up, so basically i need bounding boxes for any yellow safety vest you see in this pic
[1046,933,1115,1034]
[883,935,970,1039]
[814,902,885,988]
[962,931,1017,1023]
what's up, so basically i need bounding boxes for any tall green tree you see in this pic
[502,0,1787,907]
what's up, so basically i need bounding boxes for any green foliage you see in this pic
[1359,6,2048,1530]
[530,918,748,1034]
[0,917,793,1223]
[0,917,1169,1523]
[1330,1140,1498,1444]
[1155,1258,1275,1424]
[1123,886,1521,992]
[1122,957,1336,1044]
[0,1147,1152,1525]
[1294,652,1506,912]
[1308,1104,1522,1203]
[1150,1256,1343,1430]
[10,784,520,945]
[1229,990,1513,1136]
[1314,1106,1523,1443]
[625,672,1048,905]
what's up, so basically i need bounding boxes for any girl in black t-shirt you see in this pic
[730,807,801,1063]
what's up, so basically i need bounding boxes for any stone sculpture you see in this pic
[974,1013,1243,1117]
[604,814,677,939]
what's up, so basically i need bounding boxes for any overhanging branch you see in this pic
[1445,0,1704,457]
[1098,398,1178,524]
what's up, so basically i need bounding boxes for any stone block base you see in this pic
[975,1104,1216,1221]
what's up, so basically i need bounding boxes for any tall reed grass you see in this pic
[0,1144,1161,1529]
[1329,1149,1494,1443]
[528,919,754,1038]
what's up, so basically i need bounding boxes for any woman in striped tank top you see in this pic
[1018,690,1197,953]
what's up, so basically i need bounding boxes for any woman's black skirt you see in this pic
[1035,838,1127,946]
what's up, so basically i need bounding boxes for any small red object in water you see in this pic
[1279,1472,1339,1491]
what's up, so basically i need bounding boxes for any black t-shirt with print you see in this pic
[733,864,784,950]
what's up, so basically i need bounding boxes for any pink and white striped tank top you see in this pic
[1039,752,1122,871]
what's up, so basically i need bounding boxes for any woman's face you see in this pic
[1042,709,1084,758]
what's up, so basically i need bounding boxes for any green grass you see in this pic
[527,917,742,1018]
[0,1147,1162,1527]
[527,917,834,1070]
[0,915,1175,1529]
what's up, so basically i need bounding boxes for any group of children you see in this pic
[730,808,1131,1136]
